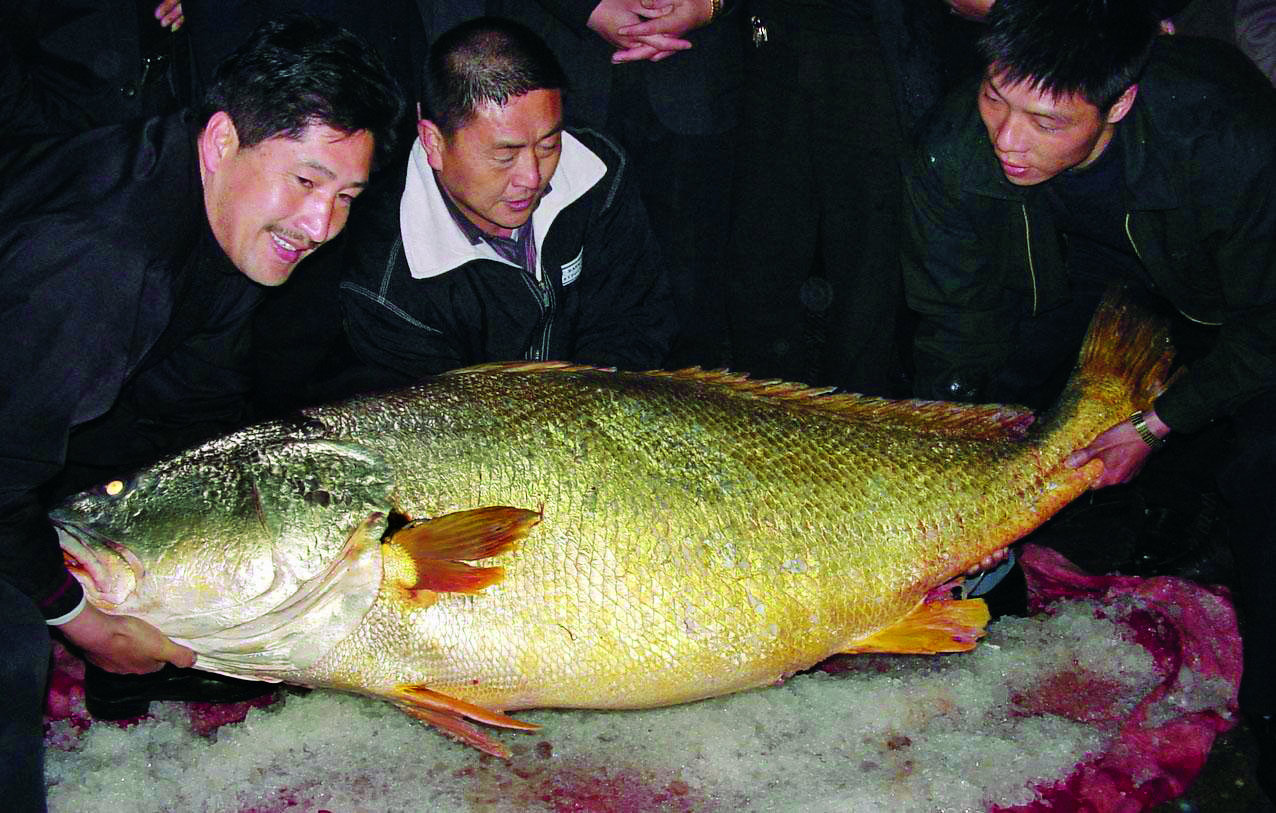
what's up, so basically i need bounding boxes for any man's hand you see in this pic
[588,0,694,63]
[616,0,715,39]
[58,603,195,674]
[1065,410,1170,489]
[154,0,183,32]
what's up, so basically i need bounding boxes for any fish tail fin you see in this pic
[839,597,991,655]
[1030,287,1176,472]
[384,506,541,598]
[392,684,539,759]
[1064,287,1175,417]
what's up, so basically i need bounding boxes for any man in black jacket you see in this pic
[0,16,402,810]
[339,17,676,384]
[901,0,1276,797]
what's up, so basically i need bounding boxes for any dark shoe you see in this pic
[84,662,276,721]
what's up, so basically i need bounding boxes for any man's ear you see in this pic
[418,119,446,171]
[198,111,240,176]
[1106,84,1139,125]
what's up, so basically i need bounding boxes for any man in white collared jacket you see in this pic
[338,16,677,384]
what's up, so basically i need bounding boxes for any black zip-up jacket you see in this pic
[0,112,258,620]
[903,36,1276,433]
[339,127,677,380]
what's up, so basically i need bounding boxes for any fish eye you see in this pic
[98,478,132,498]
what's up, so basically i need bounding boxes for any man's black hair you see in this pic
[421,16,568,137]
[979,0,1162,113]
[200,14,405,169]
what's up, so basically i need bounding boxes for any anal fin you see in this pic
[392,684,539,759]
[840,598,991,655]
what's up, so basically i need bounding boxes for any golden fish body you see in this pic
[52,291,1172,754]
[304,372,1032,706]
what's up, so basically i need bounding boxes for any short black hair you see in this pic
[979,0,1161,113]
[200,14,405,169]
[421,16,568,137]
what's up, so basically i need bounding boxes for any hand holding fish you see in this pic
[1065,409,1170,489]
[58,603,195,675]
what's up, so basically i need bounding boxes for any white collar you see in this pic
[399,131,606,280]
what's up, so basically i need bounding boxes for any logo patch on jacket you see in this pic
[561,249,583,286]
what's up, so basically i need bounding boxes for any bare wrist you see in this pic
[1142,409,1171,438]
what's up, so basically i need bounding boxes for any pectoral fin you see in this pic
[840,598,991,655]
[385,506,542,596]
[392,684,539,758]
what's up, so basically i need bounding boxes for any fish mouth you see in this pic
[50,519,141,608]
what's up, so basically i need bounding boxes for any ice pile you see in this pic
[44,588,1229,813]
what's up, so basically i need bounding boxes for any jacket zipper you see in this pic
[524,270,554,361]
[1123,213,1222,326]
[1020,204,1040,315]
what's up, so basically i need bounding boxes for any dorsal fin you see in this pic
[647,369,1038,440]
[385,506,541,595]
[447,363,1037,442]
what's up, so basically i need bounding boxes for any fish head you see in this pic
[50,430,395,637]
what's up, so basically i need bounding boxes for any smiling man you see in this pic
[900,0,1276,799]
[338,16,676,385]
[0,16,401,809]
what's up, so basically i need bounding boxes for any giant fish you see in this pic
[51,290,1172,756]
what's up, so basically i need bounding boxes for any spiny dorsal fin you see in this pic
[392,684,539,758]
[443,360,602,375]
[649,369,1037,440]
[839,597,991,655]
[385,506,541,595]
[448,363,1036,442]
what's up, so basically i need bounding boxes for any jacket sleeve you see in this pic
[340,228,468,383]
[0,497,83,621]
[341,274,466,382]
[901,145,1018,401]
[0,225,126,619]
[0,118,193,619]
[336,166,467,383]
[518,0,596,33]
[1152,121,1276,433]
[569,153,678,371]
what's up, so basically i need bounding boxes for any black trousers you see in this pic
[0,577,51,813]
[725,22,906,395]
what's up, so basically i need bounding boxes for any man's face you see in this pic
[977,68,1136,186]
[420,88,564,238]
[200,112,375,286]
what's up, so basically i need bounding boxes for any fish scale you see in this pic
[51,289,1173,756]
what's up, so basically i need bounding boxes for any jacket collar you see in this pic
[399,131,606,280]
